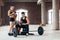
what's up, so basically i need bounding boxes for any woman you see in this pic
[8,6,16,35]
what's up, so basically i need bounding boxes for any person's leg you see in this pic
[18,27,21,32]
[9,22,15,33]
[15,24,20,28]
[22,25,26,32]
[22,25,29,33]
[15,24,22,35]
[25,25,29,33]
[15,24,21,32]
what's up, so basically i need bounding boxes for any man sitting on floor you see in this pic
[15,12,30,35]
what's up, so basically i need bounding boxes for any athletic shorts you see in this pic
[9,18,15,22]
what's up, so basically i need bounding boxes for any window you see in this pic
[48,9,53,24]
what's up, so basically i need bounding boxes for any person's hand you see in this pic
[19,21,22,24]
[26,23,29,25]
[12,12,15,14]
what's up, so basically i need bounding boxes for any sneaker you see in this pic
[26,33,29,36]
[8,33,13,36]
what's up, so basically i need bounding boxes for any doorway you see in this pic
[16,9,28,21]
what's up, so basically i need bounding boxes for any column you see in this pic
[0,6,2,25]
[0,6,1,18]
[41,0,47,25]
[45,9,48,24]
[52,0,59,30]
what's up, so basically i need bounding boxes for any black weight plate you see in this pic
[13,28,18,37]
[38,27,44,35]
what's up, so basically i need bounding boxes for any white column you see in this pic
[45,10,48,24]
[41,0,46,25]
[52,0,59,30]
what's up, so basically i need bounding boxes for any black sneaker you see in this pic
[8,33,13,36]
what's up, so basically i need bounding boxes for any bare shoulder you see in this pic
[26,16,28,18]
[25,16,28,18]
[8,10,10,12]
[26,17,29,20]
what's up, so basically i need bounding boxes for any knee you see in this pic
[15,24,19,28]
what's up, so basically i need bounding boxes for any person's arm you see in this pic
[8,10,14,17]
[39,22,43,26]
[19,17,22,23]
[26,17,30,25]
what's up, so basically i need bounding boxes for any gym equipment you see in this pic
[13,28,34,37]
[12,22,44,37]
[12,26,44,37]
[38,27,44,35]
[13,28,18,37]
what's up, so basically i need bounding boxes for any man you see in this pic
[16,12,30,35]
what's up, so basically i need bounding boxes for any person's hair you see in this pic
[10,5,14,7]
[10,6,14,8]
[21,12,25,14]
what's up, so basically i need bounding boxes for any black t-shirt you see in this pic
[21,16,27,23]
